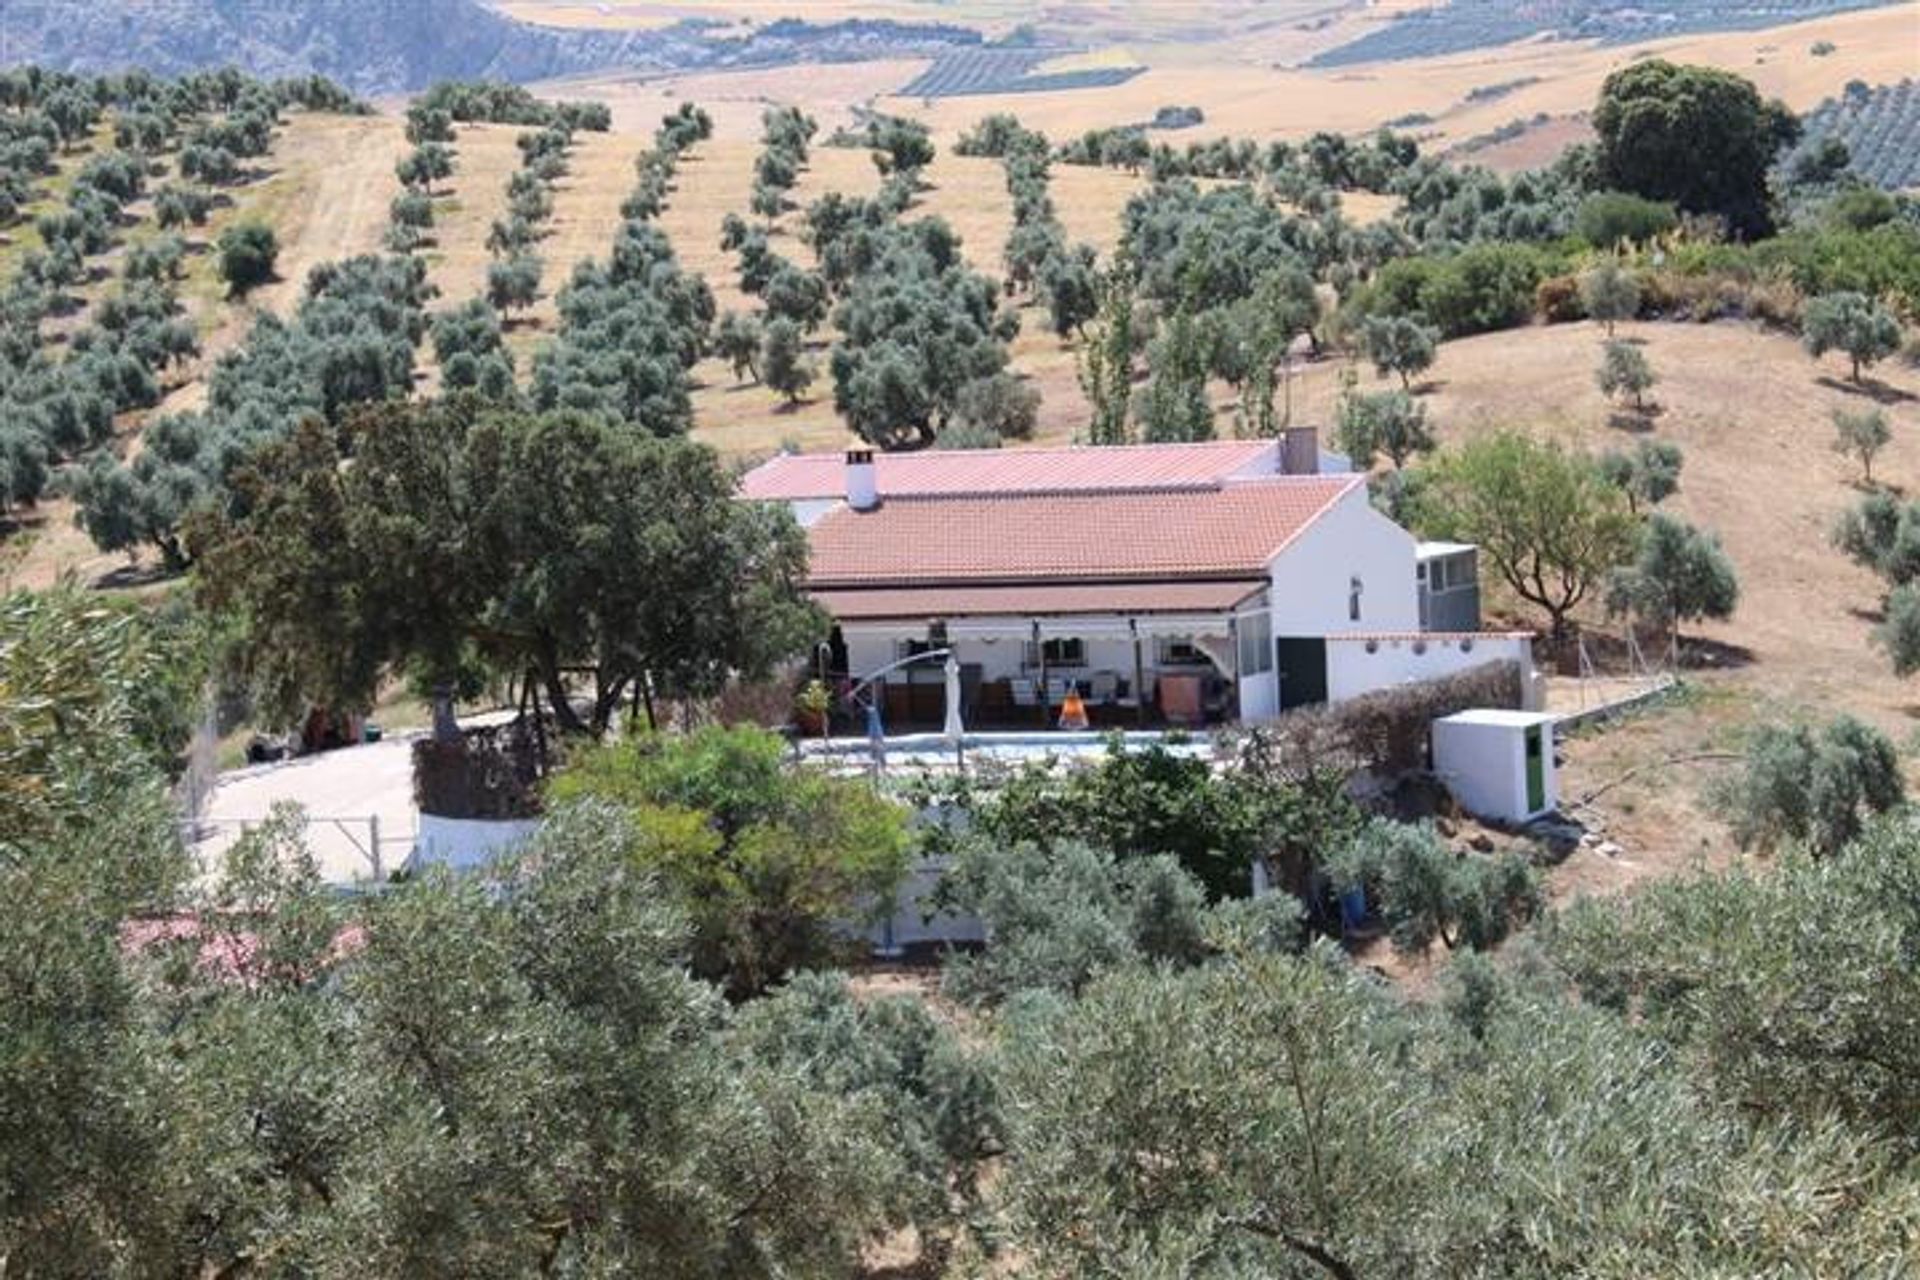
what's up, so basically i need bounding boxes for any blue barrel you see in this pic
[1339,885,1368,930]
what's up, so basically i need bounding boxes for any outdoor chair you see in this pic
[1088,671,1118,705]
[1009,677,1040,708]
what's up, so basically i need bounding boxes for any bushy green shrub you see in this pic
[1715,716,1903,857]
[1574,190,1678,248]
[549,726,912,996]
[1329,818,1540,953]
[928,740,1359,902]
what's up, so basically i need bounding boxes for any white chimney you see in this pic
[845,448,878,511]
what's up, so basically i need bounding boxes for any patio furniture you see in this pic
[1046,676,1076,705]
[1010,677,1040,708]
[1088,671,1118,705]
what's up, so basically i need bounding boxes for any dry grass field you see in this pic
[2,109,407,594]
[1309,319,1920,896]
[420,122,524,313]
[864,4,1920,150]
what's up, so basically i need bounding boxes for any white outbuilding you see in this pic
[1431,709,1558,824]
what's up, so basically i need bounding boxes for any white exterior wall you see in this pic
[787,498,840,528]
[414,814,542,871]
[1238,668,1280,721]
[1266,487,1420,636]
[1325,633,1534,703]
[1432,713,1558,823]
[869,857,985,952]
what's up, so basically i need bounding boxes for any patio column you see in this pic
[1033,619,1048,728]
[1130,618,1147,728]
[1228,614,1241,724]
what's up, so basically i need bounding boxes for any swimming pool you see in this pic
[797,728,1219,768]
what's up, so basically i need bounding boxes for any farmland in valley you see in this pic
[1793,77,1920,190]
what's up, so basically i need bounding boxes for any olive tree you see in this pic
[761,316,813,404]
[1832,405,1892,484]
[1597,437,1682,513]
[714,309,763,383]
[1596,339,1656,409]
[1579,257,1641,335]
[1714,716,1903,857]
[1803,291,1901,383]
[1336,389,1434,469]
[486,251,542,317]
[215,221,278,297]
[1605,512,1739,637]
[1359,313,1438,390]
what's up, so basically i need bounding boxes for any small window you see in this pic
[1237,612,1273,676]
[1040,637,1086,666]
[897,638,942,660]
[1349,575,1364,623]
[1427,559,1447,592]
[1156,637,1206,666]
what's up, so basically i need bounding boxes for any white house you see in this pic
[740,436,1533,731]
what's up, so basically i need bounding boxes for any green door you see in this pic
[1274,638,1328,710]
[1524,726,1545,812]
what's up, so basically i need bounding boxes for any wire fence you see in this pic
[184,813,415,885]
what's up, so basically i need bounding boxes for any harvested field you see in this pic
[1452,113,1594,173]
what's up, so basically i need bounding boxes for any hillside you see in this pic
[0,0,983,94]
[1308,0,1907,66]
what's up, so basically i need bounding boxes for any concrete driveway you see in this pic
[192,734,421,885]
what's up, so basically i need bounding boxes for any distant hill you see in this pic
[1791,78,1920,191]
[1310,0,1905,67]
[0,0,982,94]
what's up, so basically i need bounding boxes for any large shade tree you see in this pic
[192,399,820,736]
[1592,60,1799,238]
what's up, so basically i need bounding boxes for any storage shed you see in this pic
[1431,709,1558,823]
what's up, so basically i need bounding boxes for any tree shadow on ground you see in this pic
[1847,603,1887,626]
[94,562,178,591]
[1847,478,1903,497]
[1607,405,1663,432]
[1678,636,1756,671]
[1410,378,1447,395]
[1817,374,1917,406]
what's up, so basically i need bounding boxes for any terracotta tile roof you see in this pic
[806,475,1362,587]
[815,580,1268,621]
[739,440,1280,500]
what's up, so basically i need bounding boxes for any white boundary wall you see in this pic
[1326,633,1536,703]
[415,814,543,871]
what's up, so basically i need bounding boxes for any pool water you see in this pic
[797,729,1218,767]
